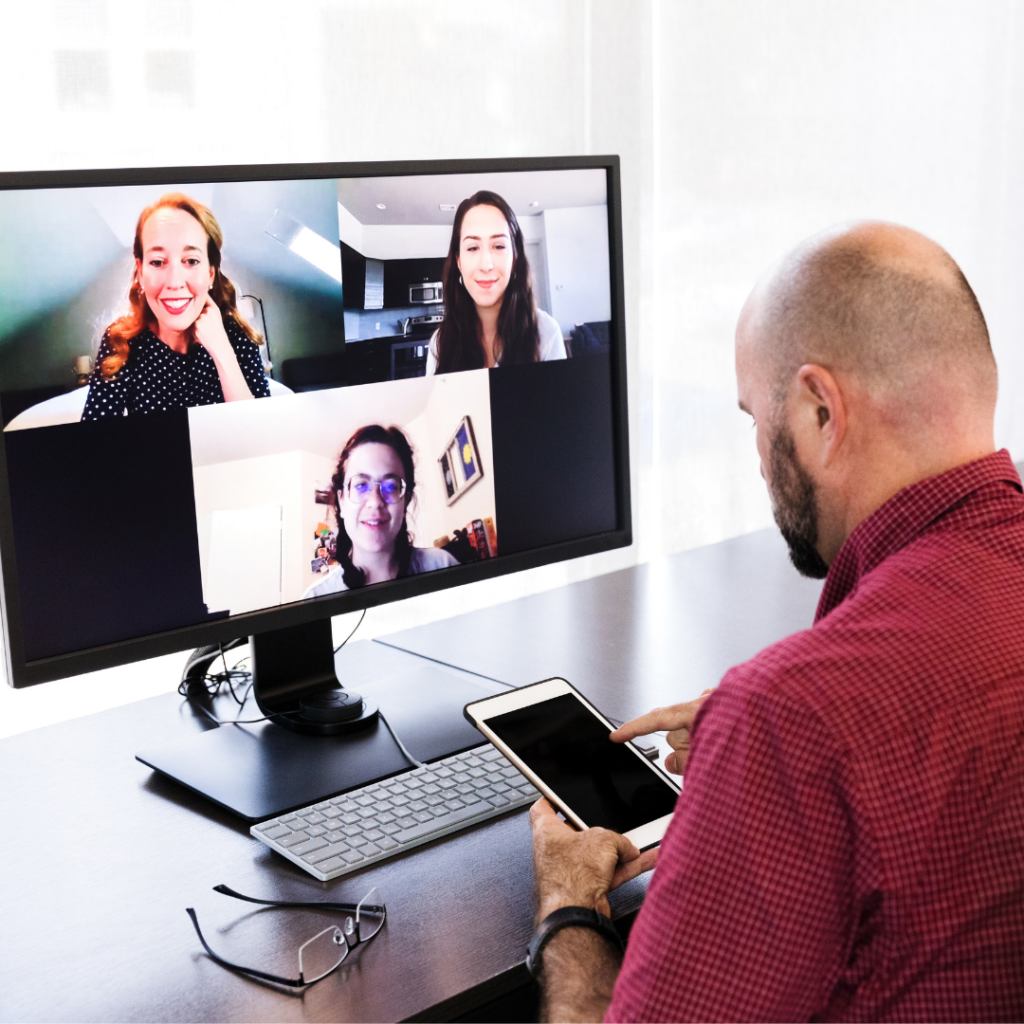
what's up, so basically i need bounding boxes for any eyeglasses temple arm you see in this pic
[213,883,361,912]
[185,907,306,988]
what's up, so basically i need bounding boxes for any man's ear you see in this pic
[794,364,846,467]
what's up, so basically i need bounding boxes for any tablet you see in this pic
[465,677,681,850]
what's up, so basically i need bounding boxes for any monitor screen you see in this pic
[0,157,629,686]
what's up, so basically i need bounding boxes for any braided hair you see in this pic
[331,425,416,589]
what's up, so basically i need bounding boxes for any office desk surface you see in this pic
[384,528,824,722]
[0,528,820,1023]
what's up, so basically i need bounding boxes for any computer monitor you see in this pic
[0,156,630,817]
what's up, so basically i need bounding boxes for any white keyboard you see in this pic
[251,744,539,881]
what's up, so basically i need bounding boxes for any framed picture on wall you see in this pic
[439,414,483,505]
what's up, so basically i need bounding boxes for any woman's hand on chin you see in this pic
[193,297,232,358]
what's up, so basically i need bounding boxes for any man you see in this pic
[530,222,1024,1021]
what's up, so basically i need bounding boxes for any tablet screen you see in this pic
[487,692,679,832]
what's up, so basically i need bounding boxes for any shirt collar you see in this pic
[815,449,1021,623]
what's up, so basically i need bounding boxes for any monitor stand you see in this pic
[136,619,500,822]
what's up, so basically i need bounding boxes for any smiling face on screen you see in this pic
[340,442,408,565]
[457,203,514,311]
[136,206,214,342]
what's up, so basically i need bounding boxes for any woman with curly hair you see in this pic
[82,192,269,420]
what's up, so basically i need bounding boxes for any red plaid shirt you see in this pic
[608,450,1024,1022]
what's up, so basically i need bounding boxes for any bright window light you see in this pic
[265,209,342,283]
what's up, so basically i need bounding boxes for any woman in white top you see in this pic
[426,190,566,375]
[304,424,457,598]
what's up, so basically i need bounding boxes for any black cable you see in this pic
[181,610,368,727]
[334,608,366,653]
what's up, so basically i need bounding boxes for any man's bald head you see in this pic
[743,222,997,423]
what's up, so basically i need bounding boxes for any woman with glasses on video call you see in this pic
[426,190,566,374]
[82,192,270,420]
[304,424,458,598]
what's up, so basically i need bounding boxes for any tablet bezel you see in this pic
[465,677,680,849]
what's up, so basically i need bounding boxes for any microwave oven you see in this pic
[410,282,443,304]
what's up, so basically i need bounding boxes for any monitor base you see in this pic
[137,639,502,821]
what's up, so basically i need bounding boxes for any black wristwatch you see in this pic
[526,906,624,978]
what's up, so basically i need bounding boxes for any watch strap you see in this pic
[526,906,623,978]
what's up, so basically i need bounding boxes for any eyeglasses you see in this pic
[343,474,406,505]
[186,884,386,987]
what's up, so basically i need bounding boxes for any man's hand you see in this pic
[610,688,714,774]
[530,798,658,923]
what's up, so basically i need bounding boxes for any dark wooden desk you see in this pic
[0,529,821,1023]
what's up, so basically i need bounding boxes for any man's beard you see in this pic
[767,425,830,579]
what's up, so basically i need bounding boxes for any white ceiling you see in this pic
[336,168,607,226]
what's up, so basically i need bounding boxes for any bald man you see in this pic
[529,223,1024,1021]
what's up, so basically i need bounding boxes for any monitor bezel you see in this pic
[0,154,631,687]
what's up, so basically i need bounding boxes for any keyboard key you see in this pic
[293,837,329,856]
[304,812,327,825]
[316,855,349,874]
[321,806,344,819]
[481,747,504,761]
[444,799,466,811]
[408,800,428,812]
[413,811,433,823]
[357,807,377,819]
[254,819,280,832]
[324,829,345,843]
[306,825,327,837]
[421,783,441,795]
[305,843,348,864]
[278,814,298,824]
[418,772,438,783]
[278,831,313,848]
[340,813,360,825]
[314,801,333,811]
[466,756,485,767]
[391,795,410,807]
[395,801,491,844]
[395,816,416,830]
[452,772,472,783]
[380,822,401,835]
[423,795,444,807]
[341,849,364,864]
[434,767,454,778]
[357,842,381,856]
[377,812,396,824]
[261,824,291,840]
[487,795,510,807]
[377,837,399,851]
[476,787,496,799]
[455,783,475,795]
[468,767,486,778]
[363,829,385,843]
[355,796,374,807]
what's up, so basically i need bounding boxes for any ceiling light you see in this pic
[376,203,387,210]
[439,203,456,212]
[530,201,539,207]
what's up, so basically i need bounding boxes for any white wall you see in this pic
[543,204,612,335]
[4,1,1024,734]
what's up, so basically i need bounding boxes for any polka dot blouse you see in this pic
[81,319,270,420]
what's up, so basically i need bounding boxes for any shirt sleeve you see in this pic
[537,310,567,362]
[606,678,858,1022]
[81,331,128,420]
[227,321,271,398]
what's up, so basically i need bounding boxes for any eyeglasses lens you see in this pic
[356,887,386,943]
[346,477,405,505]
[298,923,349,983]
